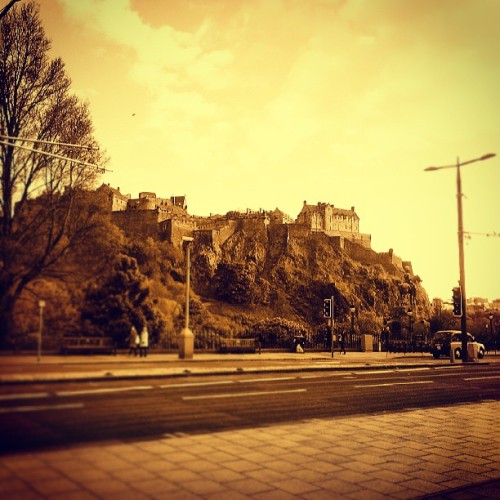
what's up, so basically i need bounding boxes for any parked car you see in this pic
[430,330,485,359]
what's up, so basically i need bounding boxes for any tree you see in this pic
[0,2,105,344]
[80,254,165,347]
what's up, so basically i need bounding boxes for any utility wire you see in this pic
[0,134,99,151]
[0,139,110,173]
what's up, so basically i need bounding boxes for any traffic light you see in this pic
[452,287,462,317]
[323,298,332,318]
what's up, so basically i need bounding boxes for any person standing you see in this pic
[339,332,346,355]
[139,324,149,358]
[128,325,139,356]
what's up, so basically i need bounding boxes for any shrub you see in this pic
[249,317,308,348]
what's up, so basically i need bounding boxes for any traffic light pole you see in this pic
[456,159,468,362]
[330,295,335,358]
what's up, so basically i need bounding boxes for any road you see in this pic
[1,363,499,454]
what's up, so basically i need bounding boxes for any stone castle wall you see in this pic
[161,218,197,247]
[112,210,160,239]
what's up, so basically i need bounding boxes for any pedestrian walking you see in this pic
[339,332,346,355]
[128,325,139,356]
[139,325,149,358]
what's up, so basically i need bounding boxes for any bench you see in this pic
[218,338,256,354]
[61,337,116,355]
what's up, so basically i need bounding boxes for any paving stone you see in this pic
[158,468,202,483]
[408,468,450,483]
[315,477,361,495]
[182,478,227,495]
[399,478,446,494]
[205,490,251,500]
[200,467,246,483]
[341,460,379,474]
[253,489,302,500]
[30,477,80,496]
[271,477,319,495]
[50,491,98,500]
[227,477,273,495]
[287,467,329,483]
[361,478,407,495]
[0,477,33,494]
[247,467,289,483]
[83,478,129,495]
[302,460,342,474]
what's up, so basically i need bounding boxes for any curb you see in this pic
[0,361,471,385]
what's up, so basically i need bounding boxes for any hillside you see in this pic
[189,223,431,336]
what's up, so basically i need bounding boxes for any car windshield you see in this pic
[434,333,450,343]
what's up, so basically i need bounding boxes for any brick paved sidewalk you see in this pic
[1,400,498,499]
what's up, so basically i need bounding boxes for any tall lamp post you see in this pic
[179,236,194,359]
[37,300,45,363]
[425,153,495,362]
[489,314,495,353]
[350,306,356,344]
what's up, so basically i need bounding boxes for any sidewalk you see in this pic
[1,351,496,385]
[0,400,498,499]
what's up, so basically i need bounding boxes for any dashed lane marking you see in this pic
[241,377,296,383]
[0,392,50,401]
[463,375,500,381]
[160,381,234,388]
[355,381,434,388]
[183,389,307,400]
[56,386,153,397]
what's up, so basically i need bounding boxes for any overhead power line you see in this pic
[0,134,100,151]
[0,137,110,173]
[464,231,499,239]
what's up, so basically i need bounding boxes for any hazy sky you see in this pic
[39,0,499,302]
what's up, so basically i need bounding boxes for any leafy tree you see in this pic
[0,2,106,344]
[80,254,165,347]
[213,262,255,304]
[249,317,308,348]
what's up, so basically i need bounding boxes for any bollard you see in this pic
[450,346,456,364]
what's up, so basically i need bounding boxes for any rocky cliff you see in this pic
[190,223,431,334]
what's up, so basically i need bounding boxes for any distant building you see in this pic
[296,201,371,248]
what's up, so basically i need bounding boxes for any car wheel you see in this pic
[478,349,484,359]
[432,352,440,359]
[454,347,462,360]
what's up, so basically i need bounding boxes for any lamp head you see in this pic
[480,153,496,161]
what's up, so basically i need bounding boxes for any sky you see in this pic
[38,0,499,302]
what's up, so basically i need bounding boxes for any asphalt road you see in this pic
[1,364,499,454]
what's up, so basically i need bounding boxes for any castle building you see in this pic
[97,186,373,251]
[296,201,371,248]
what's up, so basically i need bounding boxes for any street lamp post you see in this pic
[179,236,194,359]
[37,300,45,363]
[425,153,495,363]
[350,306,356,345]
[489,314,495,353]
[408,309,414,346]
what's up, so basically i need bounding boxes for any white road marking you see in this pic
[0,403,84,414]
[397,368,431,372]
[355,370,395,375]
[183,389,306,400]
[355,381,434,388]
[241,377,296,383]
[0,392,50,401]
[56,386,153,397]
[300,373,354,379]
[463,375,500,381]
[160,381,234,388]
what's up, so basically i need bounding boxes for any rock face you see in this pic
[191,224,431,332]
